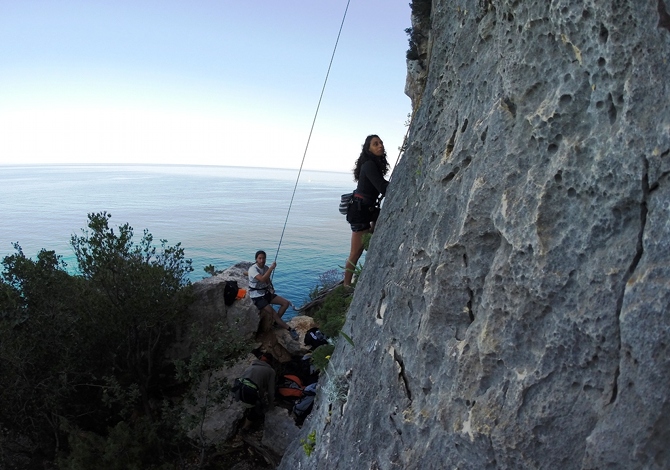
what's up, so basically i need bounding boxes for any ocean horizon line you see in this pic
[0,162,351,176]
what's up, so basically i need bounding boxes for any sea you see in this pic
[0,164,357,314]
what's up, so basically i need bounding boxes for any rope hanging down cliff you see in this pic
[272,0,352,269]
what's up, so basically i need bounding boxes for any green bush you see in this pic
[313,286,352,338]
[308,269,342,300]
[0,212,197,464]
[311,344,336,372]
[71,212,194,415]
[405,27,420,60]
[0,245,94,444]
[406,0,432,60]
[411,0,431,17]
[59,417,178,470]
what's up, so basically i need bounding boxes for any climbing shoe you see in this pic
[288,328,299,340]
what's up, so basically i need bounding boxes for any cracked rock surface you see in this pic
[279,1,670,469]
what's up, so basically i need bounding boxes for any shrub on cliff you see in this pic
[313,286,351,338]
[406,0,432,60]
[308,268,342,300]
[70,211,194,415]
[0,212,195,464]
[0,245,94,454]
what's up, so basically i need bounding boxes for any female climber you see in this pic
[343,134,390,287]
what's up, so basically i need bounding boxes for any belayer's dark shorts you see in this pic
[253,292,277,310]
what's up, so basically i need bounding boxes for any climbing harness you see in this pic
[272,0,352,270]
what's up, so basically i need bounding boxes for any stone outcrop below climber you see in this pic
[279,1,670,469]
[169,262,316,361]
[172,262,318,458]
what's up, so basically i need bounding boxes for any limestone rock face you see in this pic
[280,1,670,469]
[405,1,432,108]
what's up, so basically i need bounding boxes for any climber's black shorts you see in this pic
[347,197,379,232]
[350,222,371,232]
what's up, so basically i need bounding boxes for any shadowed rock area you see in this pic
[279,1,670,468]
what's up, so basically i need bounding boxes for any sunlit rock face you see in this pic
[280,1,670,469]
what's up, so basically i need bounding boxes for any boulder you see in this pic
[167,262,258,361]
[186,352,304,459]
[190,262,258,339]
[185,354,255,444]
[261,406,301,456]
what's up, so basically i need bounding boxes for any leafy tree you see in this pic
[0,245,91,452]
[0,212,196,463]
[70,212,194,416]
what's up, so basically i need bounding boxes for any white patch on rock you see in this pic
[376,298,387,325]
[461,408,475,442]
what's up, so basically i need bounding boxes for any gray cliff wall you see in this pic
[280,1,670,469]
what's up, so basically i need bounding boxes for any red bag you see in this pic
[277,374,304,398]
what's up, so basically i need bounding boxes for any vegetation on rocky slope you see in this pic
[0,212,247,469]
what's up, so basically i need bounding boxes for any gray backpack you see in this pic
[292,383,317,425]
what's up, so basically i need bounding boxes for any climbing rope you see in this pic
[390,119,412,181]
[390,94,422,181]
[273,0,352,267]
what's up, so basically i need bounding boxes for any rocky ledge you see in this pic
[171,261,321,464]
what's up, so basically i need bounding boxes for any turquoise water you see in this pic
[0,164,357,309]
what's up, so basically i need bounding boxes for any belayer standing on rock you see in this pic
[233,353,276,432]
[344,134,390,287]
[248,250,299,340]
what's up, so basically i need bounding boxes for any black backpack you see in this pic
[304,327,328,350]
[223,280,238,306]
[231,377,260,405]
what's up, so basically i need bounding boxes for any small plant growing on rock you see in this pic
[301,430,316,457]
[309,269,343,300]
[204,264,219,276]
[322,369,350,407]
[313,286,351,337]
[311,344,335,372]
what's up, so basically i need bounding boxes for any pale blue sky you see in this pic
[0,1,412,172]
